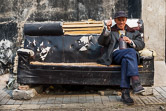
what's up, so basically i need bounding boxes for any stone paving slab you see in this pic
[133,96,145,106]
[18,104,41,110]
[70,95,79,103]
[108,96,118,102]
[85,94,94,103]
[63,95,71,104]
[40,104,62,109]
[0,105,20,110]
[46,95,56,104]
[6,99,16,105]
[78,94,86,103]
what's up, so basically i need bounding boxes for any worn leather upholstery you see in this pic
[24,35,102,63]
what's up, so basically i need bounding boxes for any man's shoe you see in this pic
[132,80,145,94]
[121,89,134,105]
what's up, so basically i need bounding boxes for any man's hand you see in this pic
[123,36,132,44]
[106,17,112,31]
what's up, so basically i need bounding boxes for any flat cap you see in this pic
[114,11,128,19]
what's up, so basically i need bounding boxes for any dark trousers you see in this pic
[112,48,139,88]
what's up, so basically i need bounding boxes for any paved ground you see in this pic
[1,74,166,111]
[154,61,166,86]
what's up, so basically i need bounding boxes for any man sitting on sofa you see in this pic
[97,11,145,105]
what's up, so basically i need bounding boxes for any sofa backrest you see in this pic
[24,35,102,62]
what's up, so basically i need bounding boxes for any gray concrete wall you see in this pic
[0,0,140,22]
[142,0,165,61]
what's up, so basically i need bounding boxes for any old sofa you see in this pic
[17,19,154,86]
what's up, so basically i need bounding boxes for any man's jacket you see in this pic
[97,24,145,66]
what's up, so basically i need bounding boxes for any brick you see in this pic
[98,91,105,96]
[18,85,30,90]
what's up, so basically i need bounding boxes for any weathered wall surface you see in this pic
[0,0,142,74]
[142,0,165,61]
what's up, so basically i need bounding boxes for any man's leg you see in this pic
[120,58,130,88]
[120,49,144,94]
[113,48,139,88]
[112,48,144,105]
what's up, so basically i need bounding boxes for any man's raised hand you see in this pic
[106,17,112,31]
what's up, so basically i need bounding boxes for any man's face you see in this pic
[115,17,127,30]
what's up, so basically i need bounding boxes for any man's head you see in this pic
[114,11,128,30]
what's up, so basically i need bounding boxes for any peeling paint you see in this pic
[39,47,51,61]
[78,35,92,51]
[33,39,36,46]
[25,39,51,61]
[17,49,34,57]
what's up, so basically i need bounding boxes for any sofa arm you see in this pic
[17,49,34,57]
[140,56,154,72]
[138,48,156,72]
[17,49,34,69]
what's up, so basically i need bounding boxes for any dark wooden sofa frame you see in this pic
[17,19,154,86]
